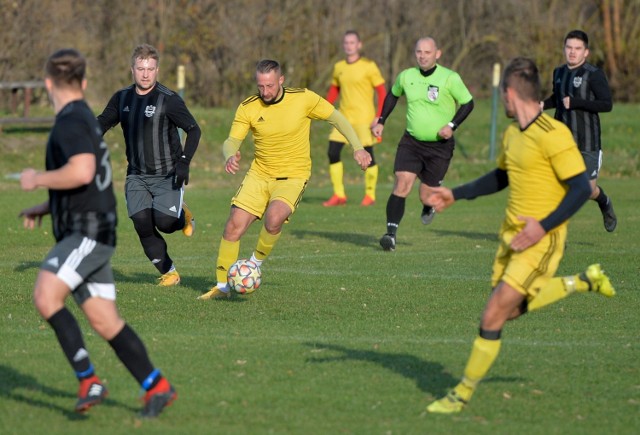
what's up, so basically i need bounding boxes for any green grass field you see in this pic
[1,101,639,434]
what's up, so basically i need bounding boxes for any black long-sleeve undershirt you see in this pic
[452,169,591,233]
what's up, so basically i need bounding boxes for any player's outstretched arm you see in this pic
[225,151,241,174]
[426,186,455,212]
[510,216,546,252]
[222,136,243,174]
[326,110,369,170]
[353,149,372,171]
[19,201,49,230]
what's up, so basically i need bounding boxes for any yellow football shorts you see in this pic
[329,123,376,147]
[231,170,308,219]
[491,222,567,300]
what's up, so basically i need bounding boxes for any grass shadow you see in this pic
[303,343,524,398]
[431,229,497,241]
[112,269,160,285]
[290,229,402,249]
[0,364,136,419]
[303,342,457,397]
[14,261,41,272]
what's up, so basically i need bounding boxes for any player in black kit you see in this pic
[98,44,201,286]
[542,30,616,232]
[19,48,175,417]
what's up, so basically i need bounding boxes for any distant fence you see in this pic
[0,81,54,130]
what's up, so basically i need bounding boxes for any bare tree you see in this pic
[2,0,640,107]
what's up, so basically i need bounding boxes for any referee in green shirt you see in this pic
[373,37,474,251]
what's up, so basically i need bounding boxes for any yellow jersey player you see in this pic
[199,59,371,300]
[425,57,615,414]
[323,30,386,207]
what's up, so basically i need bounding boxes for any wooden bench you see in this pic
[0,81,54,130]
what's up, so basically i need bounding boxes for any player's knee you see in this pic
[33,287,63,319]
[222,220,248,241]
[393,184,412,197]
[32,290,49,317]
[153,209,181,233]
[263,222,283,235]
[130,209,155,237]
[88,314,124,340]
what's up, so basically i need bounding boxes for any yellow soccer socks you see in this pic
[216,238,240,286]
[254,227,281,263]
[329,162,346,198]
[364,164,378,201]
[427,334,501,413]
[458,335,502,401]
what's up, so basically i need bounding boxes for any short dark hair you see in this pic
[501,57,541,102]
[344,30,360,40]
[45,48,86,88]
[256,59,281,75]
[564,29,589,48]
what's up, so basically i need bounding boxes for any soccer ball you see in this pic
[227,259,261,294]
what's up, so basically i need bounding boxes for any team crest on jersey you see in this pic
[573,76,583,88]
[144,105,156,118]
[427,85,439,101]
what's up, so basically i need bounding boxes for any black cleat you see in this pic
[601,200,617,232]
[421,207,436,225]
[379,233,396,251]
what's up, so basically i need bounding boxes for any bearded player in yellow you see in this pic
[323,30,386,207]
[425,57,615,413]
[199,59,371,300]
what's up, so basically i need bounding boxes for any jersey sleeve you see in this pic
[330,63,340,87]
[571,68,613,113]
[368,61,386,88]
[166,94,199,132]
[306,89,336,120]
[391,70,405,97]
[96,91,121,134]
[545,126,587,180]
[228,103,252,141]
[448,72,473,105]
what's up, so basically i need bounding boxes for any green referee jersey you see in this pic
[392,65,472,141]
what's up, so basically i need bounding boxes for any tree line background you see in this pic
[1,0,639,110]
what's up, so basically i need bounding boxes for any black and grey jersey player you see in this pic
[97,43,201,286]
[542,29,616,232]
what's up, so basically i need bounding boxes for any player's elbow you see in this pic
[77,166,96,185]
[575,173,592,205]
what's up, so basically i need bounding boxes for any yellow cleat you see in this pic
[158,270,180,287]
[197,286,231,300]
[585,264,616,297]
[426,391,467,414]
[182,202,195,237]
